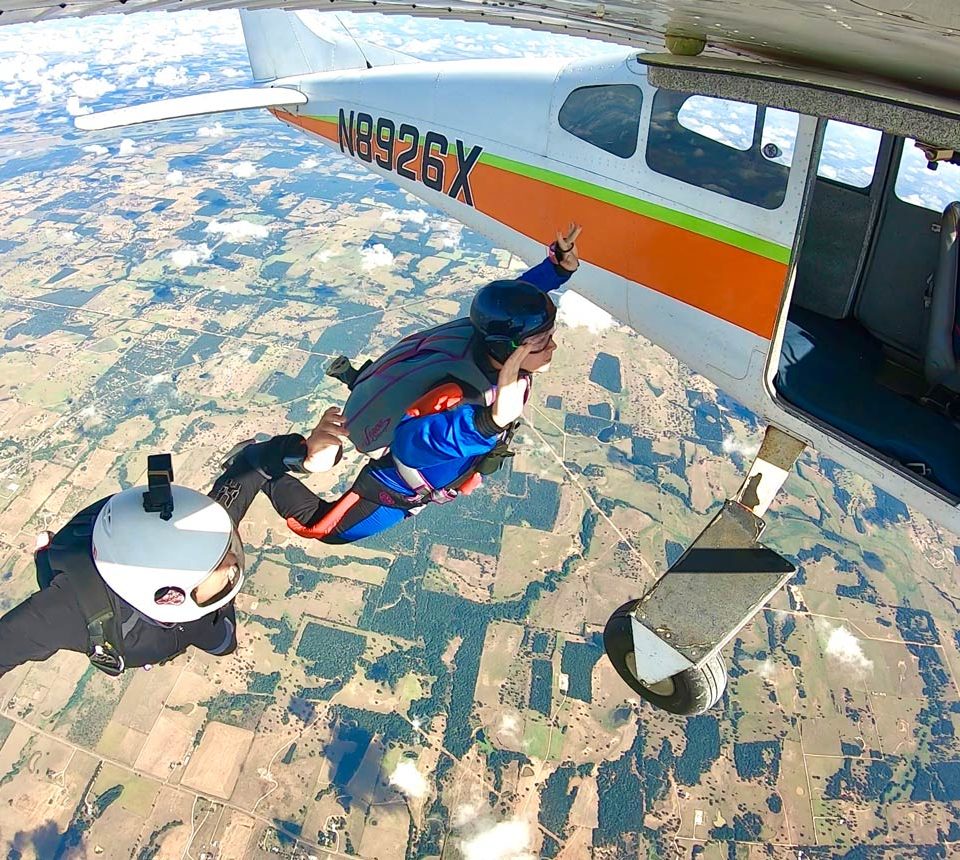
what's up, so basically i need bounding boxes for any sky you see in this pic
[0,8,957,206]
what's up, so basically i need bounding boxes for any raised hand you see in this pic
[552,222,583,272]
[491,343,533,429]
[303,406,348,473]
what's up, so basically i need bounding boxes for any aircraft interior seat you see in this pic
[777,307,960,497]
[922,201,960,392]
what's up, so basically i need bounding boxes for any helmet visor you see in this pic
[191,528,246,609]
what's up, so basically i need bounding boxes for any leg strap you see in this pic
[287,491,361,540]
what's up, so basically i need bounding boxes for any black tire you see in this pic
[603,599,727,716]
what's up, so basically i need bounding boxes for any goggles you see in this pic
[514,327,556,354]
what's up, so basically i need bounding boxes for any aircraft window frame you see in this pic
[894,138,960,213]
[645,89,795,210]
[557,84,643,159]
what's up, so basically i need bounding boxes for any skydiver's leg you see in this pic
[259,473,334,525]
[260,475,396,544]
[208,434,307,528]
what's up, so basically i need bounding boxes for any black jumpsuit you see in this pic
[0,434,305,678]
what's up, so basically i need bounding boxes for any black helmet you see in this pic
[470,280,557,363]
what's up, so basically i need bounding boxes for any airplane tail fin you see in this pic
[240,10,419,82]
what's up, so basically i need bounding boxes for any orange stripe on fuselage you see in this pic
[274,110,786,339]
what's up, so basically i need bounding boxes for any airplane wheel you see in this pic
[603,599,727,716]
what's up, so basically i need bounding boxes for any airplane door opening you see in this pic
[775,124,960,501]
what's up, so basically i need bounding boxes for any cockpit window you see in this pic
[558,85,643,159]
[895,139,960,212]
[646,89,796,209]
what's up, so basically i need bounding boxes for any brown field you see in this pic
[557,826,593,859]
[494,526,574,600]
[97,721,149,766]
[217,810,257,858]
[431,544,497,603]
[475,621,524,708]
[134,709,201,780]
[0,462,71,541]
[227,722,308,811]
[164,669,220,710]
[302,577,368,627]
[135,786,194,860]
[358,802,410,860]
[111,662,182,733]
[0,734,98,856]
[245,557,291,601]
[181,721,255,799]
[20,652,89,726]
[871,694,923,756]
[568,773,599,829]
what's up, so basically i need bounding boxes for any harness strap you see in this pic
[40,499,126,676]
[287,491,362,540]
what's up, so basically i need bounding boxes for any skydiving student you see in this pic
[237,223,583,545]
[0,425,342,679]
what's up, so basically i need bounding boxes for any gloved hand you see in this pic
[491,343,533,429]
[303,406,347,472]
[549,222,583,272]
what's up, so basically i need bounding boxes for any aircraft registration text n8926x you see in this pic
[337,108,483,205]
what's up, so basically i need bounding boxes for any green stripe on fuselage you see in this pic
[305,113,791,264]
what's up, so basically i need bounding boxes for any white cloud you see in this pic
[557,290,614,333]
[453,804,480,828]
[196,72,211,85]
[65,96,92,117]
[72,76,114,100]
[388,761,429,799]
[231,161,256,179]
[197,121,225,138]
[166,169,184,185]
[146,373,167,389]
[0,94,16,111]
[134,76,151,89]
[169,243,212,268]
[301,157,319,169]
[118,138,137,156]
[153,65,188,87]
[83,144,108,156]
[221,68,244,78]
[460,821,533,860]
[314,249,333,264]
[722,434,761,460]
[382,206,429,226]
[758,658,776,683]
[205,219,269,241]
[360,243,394,270]
[820,623,873,674]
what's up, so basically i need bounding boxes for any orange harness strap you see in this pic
[286,491,361,540]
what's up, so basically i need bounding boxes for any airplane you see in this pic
[3,0,959,716]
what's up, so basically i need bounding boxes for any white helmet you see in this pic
[92,484,245,624]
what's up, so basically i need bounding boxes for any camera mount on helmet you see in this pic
[142,453,175,521]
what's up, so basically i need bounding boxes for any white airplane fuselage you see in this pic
[264,49,960,530]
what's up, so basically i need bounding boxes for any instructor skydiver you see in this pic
[242,222,583,544]
[0,420,343,679]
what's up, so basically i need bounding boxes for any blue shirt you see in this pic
[339,257,571,541]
